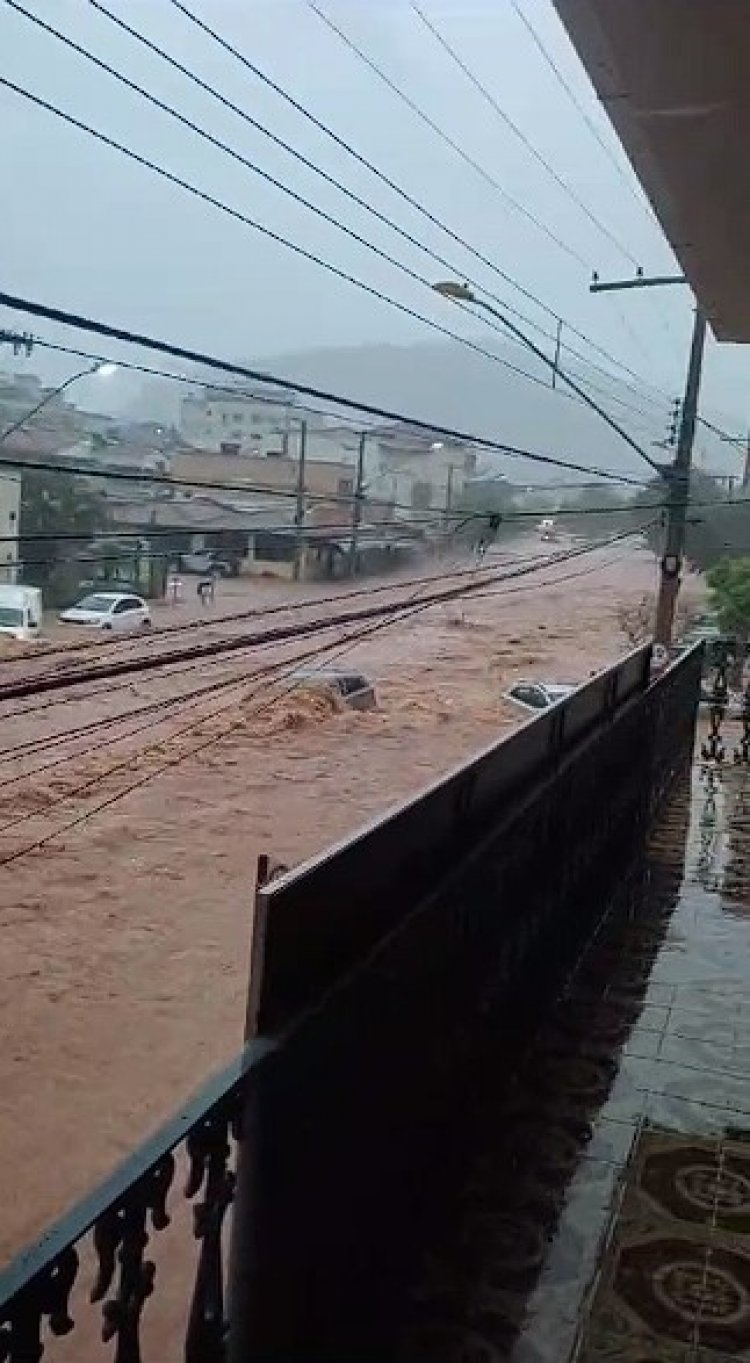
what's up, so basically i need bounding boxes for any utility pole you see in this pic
[743,434,750,490]
[589,270,705,655]
[348,431,367,577]
[653,306,707,651]
[293,419,307,583]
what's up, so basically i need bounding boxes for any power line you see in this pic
[165,0,673,399]
[0,492,665,551]
[0,527,647,865]
[0,529,646,707]
[33,335,669,461]
[0,76,560,401]
[7,485,741,573]
[448,295,661,474]
[0,535,644,794]
[506,0,657,224]
[0,627,349,821]
[410,1,640,269]
[0,295,649,485]
[0,553,552,703]
[8,0,598,412]
[2,4,674,436]
[304,0,587,269]
[0,550,554,680]
[85,0,596,343]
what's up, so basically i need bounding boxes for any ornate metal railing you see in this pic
[0,646,703,1362]
[0,1040,274,1363]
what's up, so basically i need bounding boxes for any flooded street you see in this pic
[0,540,678,1257]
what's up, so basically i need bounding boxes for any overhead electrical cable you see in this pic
[34,323,671,440]
[2,1,674,434]
[0,77,564,402]
[506,0,658,223]
[165,0,671,398]
[0,528,648,708]
[0,526,648,866]
[410,0,641,268]
[303,0,586,268]
[84,0,607,339]
[0,293,650,485]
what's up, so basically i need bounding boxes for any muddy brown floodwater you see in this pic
[0,542,696,1259]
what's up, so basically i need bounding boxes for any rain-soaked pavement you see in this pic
[396,748,750,1363]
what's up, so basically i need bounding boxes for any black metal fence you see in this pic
[0,645,701,1363]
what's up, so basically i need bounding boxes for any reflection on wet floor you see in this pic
[397,758,750,1363]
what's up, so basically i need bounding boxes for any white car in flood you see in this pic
[59,592,151,632]
[504,681,575,713]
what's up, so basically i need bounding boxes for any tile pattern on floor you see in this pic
[397,761,750,1363]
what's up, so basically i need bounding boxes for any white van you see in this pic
[0,584,43,642]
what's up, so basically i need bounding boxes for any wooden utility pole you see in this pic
[293,420,307,582]
[653,306,707,652]
[348,432,367,577]
[589,272,706,656]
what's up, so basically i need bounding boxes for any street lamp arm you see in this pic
[432,281,663,476]
[0,364,115,446]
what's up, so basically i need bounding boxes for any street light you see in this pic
[431,280,661,475]
[0,361,118,445]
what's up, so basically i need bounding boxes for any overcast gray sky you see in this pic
[1,0,748,472]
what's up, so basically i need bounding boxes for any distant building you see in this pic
[179,385,297,456]
[367,423,477,521]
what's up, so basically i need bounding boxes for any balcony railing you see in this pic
[0,645,703,1362]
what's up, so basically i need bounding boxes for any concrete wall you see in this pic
[169,450,356,500]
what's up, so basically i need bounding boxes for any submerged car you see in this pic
[59,592,151,632]
[504,681,576,713]
[291,668,376,710]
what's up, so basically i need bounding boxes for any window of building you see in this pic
[337,478,354,497]
[411,481,432,509]
[220,441,241,456]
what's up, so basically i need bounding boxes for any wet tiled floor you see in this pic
[398,757,750,1363]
